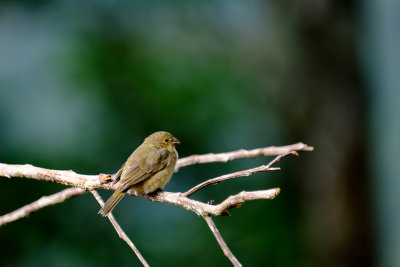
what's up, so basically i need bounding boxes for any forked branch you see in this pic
[0,142,313,266]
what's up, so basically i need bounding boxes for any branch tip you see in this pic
[302,144,314,151]
[275,188,281,196]
[269,167,280,171]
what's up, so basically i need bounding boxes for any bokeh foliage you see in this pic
[1,0,391,266]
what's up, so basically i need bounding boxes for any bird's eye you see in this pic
[164,139,169,143]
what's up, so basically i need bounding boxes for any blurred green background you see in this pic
[1,0,399,266]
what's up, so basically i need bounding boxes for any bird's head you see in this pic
[144,131,180,148]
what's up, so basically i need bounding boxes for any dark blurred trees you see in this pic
[277,1,372,266]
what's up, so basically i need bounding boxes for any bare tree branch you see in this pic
[182,165,280,198]
[0,144,310,219]
[0,163,281,217]
[137,188,280,217]
[0,163,101,188]
[0,143,312,190]
[175,142,312,170]
[182,151,296,197]
[0,143,313,266]
[90,190,150,267]
[0,187,85,227]
[204,215,242,267]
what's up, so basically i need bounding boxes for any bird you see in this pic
[99,131,180,216]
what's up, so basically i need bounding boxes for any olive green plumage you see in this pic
[99,131,180,216]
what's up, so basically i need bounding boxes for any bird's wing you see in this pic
[113,162,125,182]
[118,149,170,192]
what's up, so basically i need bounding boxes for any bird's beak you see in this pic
[172,137,180,145]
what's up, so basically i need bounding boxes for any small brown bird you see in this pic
[99,131,180,216]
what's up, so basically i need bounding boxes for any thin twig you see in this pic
[0,187,85,227]
[90,190,150,267]
[175,142,313,170]
[203,215,242,267]
[182,151,296,197]
[264,151,299,168]
[183,165,280,197]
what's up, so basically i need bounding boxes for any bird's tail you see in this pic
[98,191,125,216]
